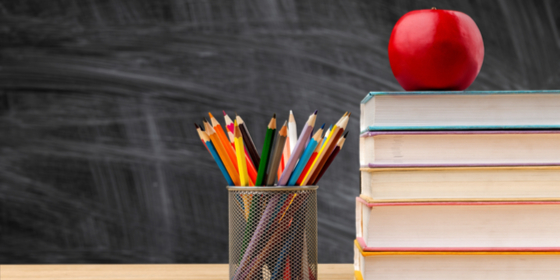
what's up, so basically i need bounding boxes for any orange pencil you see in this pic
[208,114,238,168]
[204,121,241,185]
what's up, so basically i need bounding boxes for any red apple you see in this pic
[388,8,484,91]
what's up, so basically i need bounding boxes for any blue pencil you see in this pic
[197,127,235,185]
[287,124,324,186]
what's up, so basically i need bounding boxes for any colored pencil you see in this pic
[279,138,289,177]
[303,114,349,185]
[194,123,210,153]
[300,113,347,185]
[196,125,234,185]
[224,111,254,166]
[312,131,348,185]
[223,110,235,141]
[277,110,317,186]
[236,115,260,167]
[224,120,258,184]
[256,114,276,186]
[266,121,288,186]
[295,141,321,185]
[288,110,298,156]
[204,121,241,186]
[322,124,332,146]
[210,112,257,185]
[208,113,239,170]
[287,124,324,186]
[234,121,250,186]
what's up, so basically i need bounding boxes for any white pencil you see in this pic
[288,110,298,155]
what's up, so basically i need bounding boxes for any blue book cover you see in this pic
[360,90,560,132]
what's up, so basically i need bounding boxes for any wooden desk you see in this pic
[0,264,354,280]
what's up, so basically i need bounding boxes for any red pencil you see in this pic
[295,138,322,186]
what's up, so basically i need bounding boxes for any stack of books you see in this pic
[355,90,560,279]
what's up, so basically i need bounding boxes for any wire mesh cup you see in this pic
[228,186,318,280]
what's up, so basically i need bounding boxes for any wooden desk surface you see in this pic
[0,264,354,280]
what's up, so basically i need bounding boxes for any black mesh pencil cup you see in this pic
[228,186,318,280]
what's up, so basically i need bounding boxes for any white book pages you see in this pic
[360,167,560,202]
[358,201,560,249]
[360,132,560,166]
[359,253,560,280]
[360,92,560,131]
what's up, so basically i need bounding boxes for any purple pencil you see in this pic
[277,111,317,186]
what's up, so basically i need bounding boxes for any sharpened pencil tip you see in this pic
[320,123,325,129]
[273,113,276,118]
[313,110,318,115]
[347,112,351,117]
[344,131,349,137]
[203,117,208,123]
[223,110,227,116]
[208,112,214,119]
[194,123,200,129]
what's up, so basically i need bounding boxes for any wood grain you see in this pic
[0,264,354,280]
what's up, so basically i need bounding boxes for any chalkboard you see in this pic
[1,0,559,264]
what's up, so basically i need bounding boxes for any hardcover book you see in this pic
[360,90,560,132]
[356,197,560,251]
[354,240,560,280]
[360,166,560,202]
[359,130,560,167]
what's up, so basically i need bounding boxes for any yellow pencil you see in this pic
[234,120,250,186]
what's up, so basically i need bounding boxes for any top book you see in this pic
[360,90,560,132]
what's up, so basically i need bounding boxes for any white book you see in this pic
[355,197,560,251]
[360,166,560,202]
[360,90,560,132]
[354,241,560,280]
[359,130,560,167]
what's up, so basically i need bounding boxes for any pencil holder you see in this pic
[228,186,318,280]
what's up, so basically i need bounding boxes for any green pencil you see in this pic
[256,114,276,186]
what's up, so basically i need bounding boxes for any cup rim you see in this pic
[227,185,318,191]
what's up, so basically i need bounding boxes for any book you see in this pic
[360,166,560,202]
[359,130,560,167]
[355,197,560,251]
[353,240,560,280]
[360,90,560,132]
